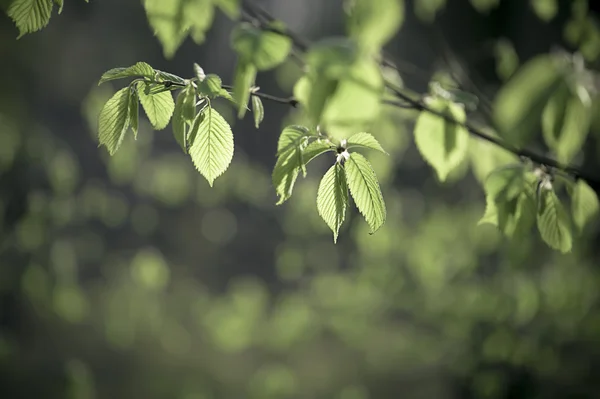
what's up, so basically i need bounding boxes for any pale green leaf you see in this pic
[98,88,131,156]
[494,39,519,81]
[317,163,349,243]
[346,132,387,154]
[137,82,175,130]
[321,59,384,140]
[181,85,197,121]
[144,0,215,58]
[344,152,386,233]
[187,108,206,149]
[494,54,563,147]
[232,60,257,118]
[414,97,470,181]
[212,0,239,19]
[542,84,592,164]
[129,90,139,139]
[302,140,335,165]
[251,95,264,129]
[231,22,292,70]
[570,179,599,232]
[277,125,311,156]
[483,165,526,202]
[272,148,303,205]
[172,90,189,153]
[194,63,206,82]
[469,0,500,13]
[469,135,519,183]
[98,62,155,85]
[188,107,234,186]
[479,184,536,238]
[293,75,338,126]
[530,0,557,22]
[346,0,404,50]
[306,37,358,79]
[537,189,572,253]
[8,0,53,38]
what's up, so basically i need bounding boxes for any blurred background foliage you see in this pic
[2,0,600,398]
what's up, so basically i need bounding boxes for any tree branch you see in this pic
[239,0,600,188]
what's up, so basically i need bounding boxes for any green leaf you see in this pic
[251,95,264,129]
[344,152,386,233]
[494,54,564,147]
[537,189,572,253]
[98,87,131,156]
[277,126,311,156]
[346,132,387,154]
[483,165,526,202]
[231,22,292,70]
[542,83,592,164]
[129,90,139,139]
[212,0,240,19]
[302,140,335,165]
[232,60,257,118]
[8,0,53,38]
[98,62,155,85]
[321,59,384,140]
[414,97,470,182]
[494,39,519,81]
[469,0,500,13]
[143,0,215,58]
[197,74,232,100]
[194,63,206,82]
[173,89,192,153]
[530,0,557,22]
[187,108,206,149]
[293,75,338,126]
[479,182,536,238]
[181,85,197,121]
[54,0,63,14]
[272,147,303,205]
[346,0,404,50]
[137,82,175,130]
[414,0,446,23]
[570,179,599,232]
[188,107,234,186]
[317,163,349,243]
[154,70,186,86]
[469,135,519,183]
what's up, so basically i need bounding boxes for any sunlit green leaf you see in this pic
[98,88,131,156]
[137,82,175,130]
[344,152,386,233]
[213,0,240,19]
[198,74,226,98]
[8,0,53,38]
[494,54,564,147]
[414,97,470,182]
[542,83,592,164]
[187,107,206,149]
[194,63,206,82]
[469,0,500,13]
[479,183,536,238]
[483,165,526,202]
[570,179,599,232]
[469,136,519,183]
[346,0,404,50]
[143,0,215,58]
[317,163,349,242]
[251,95,264,129]
[232,60,257,118]
[188,107,234,186]
[231,22,292,70]
[98,62,155,85]
[537,189,572,253]
[54,0,63,14]
[293,75,338,126]
[173,89,190,153]
[346,132,387,154]
[272,147,303,205]
[154,70,186,85]
[494,39,519,81]
[303,140,335,165]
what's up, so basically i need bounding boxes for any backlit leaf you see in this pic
[347,132,387,154]
[530,0,557,22]
[98,62,155,85]
[570,179,599,232]
[188,107,234,186]
[317,163,349,242]
[414,97,469,181]
[537,189,572,253]
[129,90,139,139]
[272,147,303,205]
[231,22,292,70]
[137,82,175,130]
[344,152,386,233]
[346,0,404,50]
[98,88,131,155]
[232,60,257,118]
[277,126,311,156]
